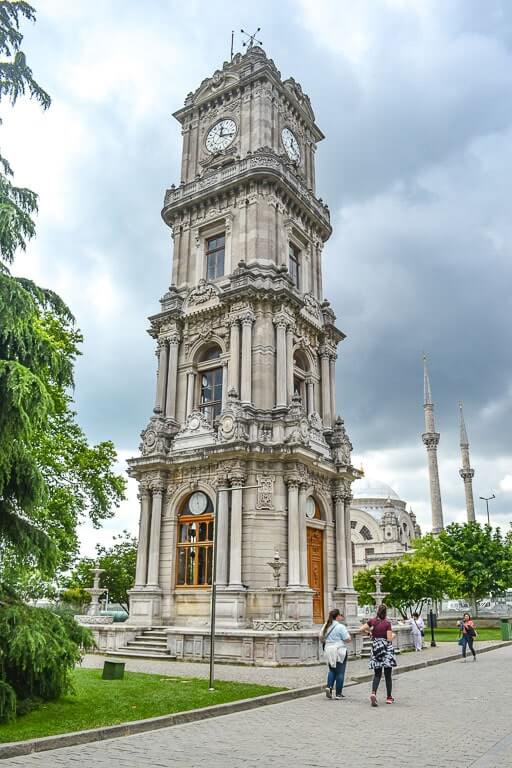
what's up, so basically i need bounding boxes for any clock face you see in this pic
[188,491,208,516]
[306,497,316,519]
[206,119,237,153]
[281,127,301,162]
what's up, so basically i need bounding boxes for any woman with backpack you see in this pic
[320,609,351,700]
[458,612,477,661]
[361,604,397,706]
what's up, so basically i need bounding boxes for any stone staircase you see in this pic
[109,629,175,659]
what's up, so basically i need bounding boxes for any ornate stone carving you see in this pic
[330,416,353,466]
[139,417,172,456]
[256,474,275,510]
[302,292,321,320]
[187,279,217,305]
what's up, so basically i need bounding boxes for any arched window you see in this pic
[197,344,223,422]
[360,525,373,541]
[176,493,214,587]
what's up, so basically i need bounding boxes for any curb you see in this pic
[1,641,511,759]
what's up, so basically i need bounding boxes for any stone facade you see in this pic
[126,46,361,640]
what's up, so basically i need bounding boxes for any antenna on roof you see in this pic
[241,27,262,50]
[230,30,234,60]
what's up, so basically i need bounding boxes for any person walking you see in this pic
[458,612,477,662]
[320,609,351,700]
[361,604,397,706]
[409,611,425,651]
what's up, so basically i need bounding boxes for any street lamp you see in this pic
[209,483,259,691]
[479,494,495,527]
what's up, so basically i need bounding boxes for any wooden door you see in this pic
[307,527,324,624]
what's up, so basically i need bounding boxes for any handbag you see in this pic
[458,636,465,646]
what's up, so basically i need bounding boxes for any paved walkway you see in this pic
[80,641,501,688]
[6,644,511,767]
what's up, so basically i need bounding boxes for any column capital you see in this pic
[273,312,293,329]
[240,310,255,326]
[228,315,240,327]
[285,474,300,489]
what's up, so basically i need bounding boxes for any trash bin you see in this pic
[500,618,512,641]
[102,660,125,680]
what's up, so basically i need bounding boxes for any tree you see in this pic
[413,522,512,608]
[62,532,137,613]
[0,1,126,577]
[0,587,94,722]
[353,556,463,619]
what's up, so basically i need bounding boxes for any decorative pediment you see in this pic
[193,70,241,105]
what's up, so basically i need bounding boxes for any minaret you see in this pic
[458,402,476,522]
[422,356,444,533]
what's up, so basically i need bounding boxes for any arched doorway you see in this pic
[306,497,324,624]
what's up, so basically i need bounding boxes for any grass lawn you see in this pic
[433,627,501,642]
[0,668,283,744]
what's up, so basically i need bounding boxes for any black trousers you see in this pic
[372,666,392,697]
[462,636,476,658]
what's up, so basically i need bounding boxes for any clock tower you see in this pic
[126,46,360,662]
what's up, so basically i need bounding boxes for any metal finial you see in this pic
[241,27,262,49]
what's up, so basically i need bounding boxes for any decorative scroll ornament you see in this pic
[187,279,217,306]
[256,474,275,510]
[139,417,172,456]
[302,292,321,320]
[218,388,248,442]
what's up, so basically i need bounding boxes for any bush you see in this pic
[0,590,94,722]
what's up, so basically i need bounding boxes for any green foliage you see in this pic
[63,532,137,612]
[413,522,512,603]
[354,556,463,618]
[0,589,94,722]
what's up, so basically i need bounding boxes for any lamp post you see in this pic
[479,494,495,527]
[209,483,259,691]
[429,607,437,647]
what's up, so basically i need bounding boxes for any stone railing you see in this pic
[163,151,330,227]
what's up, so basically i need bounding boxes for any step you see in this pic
[133,636,168,645]
[106,650,175,660]
[126,641,168,650]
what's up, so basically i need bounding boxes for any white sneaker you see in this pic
[325,687,332,699]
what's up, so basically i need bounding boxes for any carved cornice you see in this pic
[162,151,330,235]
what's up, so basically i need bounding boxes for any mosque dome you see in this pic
[352,477,401,501]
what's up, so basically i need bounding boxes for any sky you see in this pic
[4,0,512,554]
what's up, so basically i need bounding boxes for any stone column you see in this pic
[147,486,164,587]
[165,333,180,420]
[298,483,308,587]
[229,319,240,395]
[134,486,151,587]
[240,312,254,404]
[344,494,354,589]
[228,474,245,589]
[286,478,300,587]
[286,324,294,405]
[320,349,331,428]
[329,354,337,427]
[154,340,169,415]
[216,481,230,587]
[306,379,315,416]
[186,372,195,416]
[274,318,287,408]
[334,493,348,590]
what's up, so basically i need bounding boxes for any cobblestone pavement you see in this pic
[80,641,501,688]
[4,644,511,767]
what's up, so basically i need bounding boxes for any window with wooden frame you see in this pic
[288,242,300,288]
[197,344,223,422]
[176,494,214,587]
[206,233,225,280]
